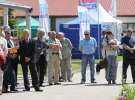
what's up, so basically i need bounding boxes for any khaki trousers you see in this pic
[48,54,60,83]
[60,57,72,81]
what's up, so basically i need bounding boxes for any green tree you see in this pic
[8,9,18,30]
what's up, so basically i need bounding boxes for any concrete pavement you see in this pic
[0,61,134,100]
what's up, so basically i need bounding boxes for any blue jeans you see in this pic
[81,54,95,82]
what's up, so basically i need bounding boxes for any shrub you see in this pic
[118,85,135,100]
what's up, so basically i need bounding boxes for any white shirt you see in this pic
[0,37,8,56]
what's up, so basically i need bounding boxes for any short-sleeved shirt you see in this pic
[79,37,97,55]
[121,35,135,59]
[60,38,72,59]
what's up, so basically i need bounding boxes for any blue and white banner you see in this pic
[111,0,117,17]
[78,6,89,40]
[39,0,50,37]
[79,0,97,9]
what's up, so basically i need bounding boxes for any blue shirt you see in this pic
[79,37,97,55]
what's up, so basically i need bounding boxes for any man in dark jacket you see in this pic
[19,29,43,92]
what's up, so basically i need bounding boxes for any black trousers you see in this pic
[21,61,39,89]
[12,58,18,84]
[122,57,135,82]
[36,54,47,85]
[3,58,16,90]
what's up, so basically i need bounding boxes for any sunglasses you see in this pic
[84,34,89,35]
[128,31,132,33]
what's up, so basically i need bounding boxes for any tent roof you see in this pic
[88,4,122,23]
[18,17,39,27]
[63,4,122,24]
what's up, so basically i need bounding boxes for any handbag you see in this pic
[96,50,108,73]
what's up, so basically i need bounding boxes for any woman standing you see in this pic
[102,30,119,84]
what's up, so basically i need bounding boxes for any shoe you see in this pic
[34,87,43,92]
[24,86,30,91]
[54,82,61,85]
[80,81,85,84]
[0,91,2,95]
[112,80,116,84]
[68,79,72,82]
[108,80,111,84]
[122,79,126,84]
[10,86,18,92]
[2,89,9,93]
[2,87,8,93]
[40,84,45,87]
[10,89,18,92]
[49,83,53,86]
[91,80,97,83]
[59,79,65,82]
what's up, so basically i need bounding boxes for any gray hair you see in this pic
[57,32,64,36]
[37,28,45,34]
[23,29,30,34]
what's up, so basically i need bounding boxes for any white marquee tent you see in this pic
[77,4,122,40]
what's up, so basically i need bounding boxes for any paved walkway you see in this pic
[0,61,134,100]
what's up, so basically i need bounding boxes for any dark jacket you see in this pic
[19,39,35,64]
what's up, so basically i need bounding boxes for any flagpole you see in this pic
[97,0,100,59]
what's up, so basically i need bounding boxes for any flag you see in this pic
[78,6,89,40]
[78,0,97,40]
[111,0,117,17]
[39,0,50,37]
[79,0,97,9]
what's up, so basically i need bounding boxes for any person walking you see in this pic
[79,31,97,84]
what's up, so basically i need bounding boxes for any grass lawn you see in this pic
[17,56,123,75]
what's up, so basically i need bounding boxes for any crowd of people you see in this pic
[0,26,135,95]
[0,27,73,95]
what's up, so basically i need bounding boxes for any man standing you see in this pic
[121,28,135,84]
[57,32,73,82]
[79,31,97,84]
[19,29,42,91]
[47,31,62,85]
[3,30,17,92]
[34,28,48,86]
